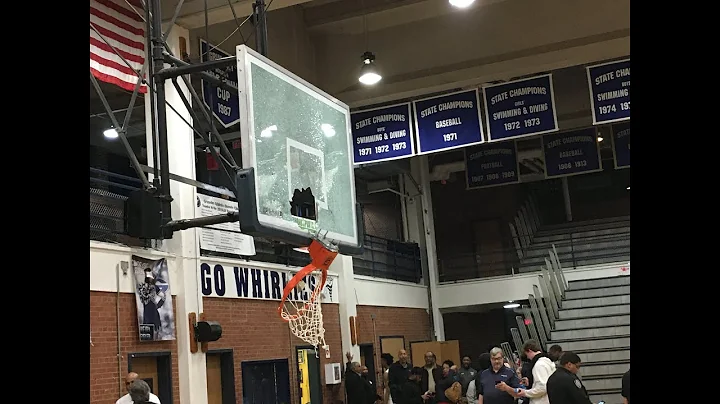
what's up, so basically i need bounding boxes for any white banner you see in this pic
[195,193,256,256]
[200,261,339,304]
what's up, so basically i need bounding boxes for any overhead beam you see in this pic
[305,0,510,34]
[169,0,315,29]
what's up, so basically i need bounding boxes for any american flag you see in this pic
[90,0,147,93]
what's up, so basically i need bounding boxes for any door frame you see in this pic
[358,343,377,385]
[295,345,323,404]
[207,348,237,404]
[240,358,292,404]
[127,351,173,404]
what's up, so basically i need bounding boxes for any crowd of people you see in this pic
[345,340,630,404]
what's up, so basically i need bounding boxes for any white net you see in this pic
[280,272,328,354]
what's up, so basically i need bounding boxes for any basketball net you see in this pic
[278,238,338,355]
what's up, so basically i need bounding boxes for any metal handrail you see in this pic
[438,227,630,282]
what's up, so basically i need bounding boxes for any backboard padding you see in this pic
[236,45,359,248]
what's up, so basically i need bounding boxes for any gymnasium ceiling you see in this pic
[90,0,629,182]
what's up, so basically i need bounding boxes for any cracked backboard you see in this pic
[235,45,360,250]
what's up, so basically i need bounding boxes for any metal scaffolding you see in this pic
[89,0,271,238]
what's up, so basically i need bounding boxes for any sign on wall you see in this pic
[200,39,240,128]
[200,261,339,304]
[611,122,630,169]
[542,128,602,178]
[483,74,559,142]
[465,141,520,189]
[351,103,415,164]
[413,89,484,154]
[132,255,176,341]
[196,193,256,257]
[586,59,630,125]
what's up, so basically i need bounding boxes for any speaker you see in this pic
[195,321,222,342]
[125,189,163,239]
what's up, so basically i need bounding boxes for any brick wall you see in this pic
[202,298,344,404]
[355,305,432,363]
[90,292,430,404]
[90,291,180,404]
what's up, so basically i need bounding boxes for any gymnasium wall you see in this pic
[90,240,432,404]
[90,292,181,404]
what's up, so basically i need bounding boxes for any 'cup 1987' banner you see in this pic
[132,255,176,341]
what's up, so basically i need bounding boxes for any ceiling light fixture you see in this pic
[104,128,119,139]
[504,301,520,309]
[359,52,382,85]
[597,136,604,142]
[626,186,630,190]
[449,0,476,8]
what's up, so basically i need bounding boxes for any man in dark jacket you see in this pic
[420,351,443,397]
[546,352,592,404]
[346,361,377,404]
[395,367,430,404]
[388,349,412,403]
[621,368,630,404]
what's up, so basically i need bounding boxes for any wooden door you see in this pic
[380,337,405,359]
[131,356,159,394]
[206,354,223,404]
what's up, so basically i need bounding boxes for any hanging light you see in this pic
[104,128,119,139]
[449,0,476,8]
[359,51,382,85]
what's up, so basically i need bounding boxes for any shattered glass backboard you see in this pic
[236,45,359,247]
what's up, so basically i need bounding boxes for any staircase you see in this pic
[548,275,630,404]
[518,216,630,273]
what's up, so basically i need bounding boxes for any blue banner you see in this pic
[587,59,630,125]
[543,128,602,178]
[200,39,240,128]
[611,122,630,169]
[351,103,415,164]
[465,141,520,189]
[412,90,484,154]
[483,74,558,141]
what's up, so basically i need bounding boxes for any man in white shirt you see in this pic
[116,372,161,404]
[514,340,555,404]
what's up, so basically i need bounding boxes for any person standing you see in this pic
[420,351,443,399]
[514,340,555,404]
[116,373,161,404]
[381,353,395,404]
[388,349,412,403]
[346,361,377,404]
[546,352,592,404]
[457,355,477,396]
[479,347,523,404]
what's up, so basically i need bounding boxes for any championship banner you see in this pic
[611,122,630,169]
[200,261,339,304]
[351,103,415,164]
[586,59,630,125]
[542,128,602,179]
[483,74,558,142]
[465,140,520,189]
[200,39,240,128]
[412,89,484,154]
[132,255,176,341]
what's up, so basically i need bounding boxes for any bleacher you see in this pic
[516,216,630,273]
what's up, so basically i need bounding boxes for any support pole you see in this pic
[150,0,173,235]
[162,53,238,94]
[253,0,269,56]
[561,177,572,222]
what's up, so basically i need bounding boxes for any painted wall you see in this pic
[435,261,630,309]
[90,240,432,404]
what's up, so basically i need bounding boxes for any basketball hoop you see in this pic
[278,237,338,356]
